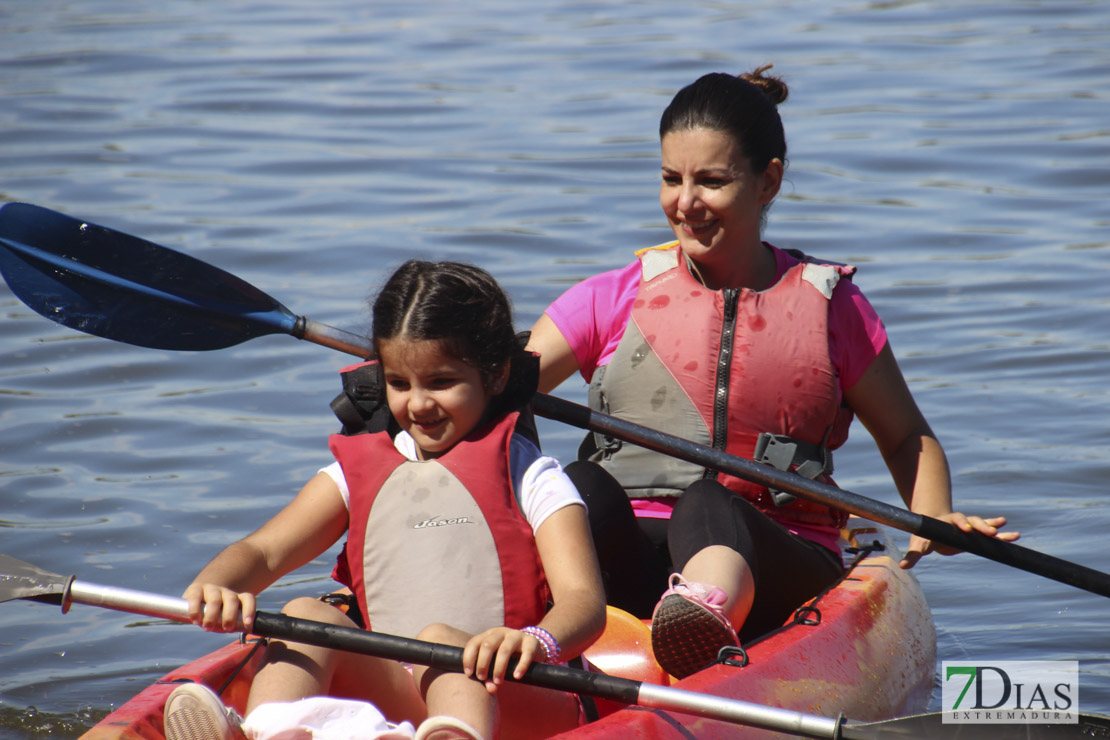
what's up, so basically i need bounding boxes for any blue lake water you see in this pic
[1,1,1108,736]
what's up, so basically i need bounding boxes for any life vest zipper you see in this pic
[704,288,739,480]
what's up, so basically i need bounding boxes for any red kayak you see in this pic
[80,524,935,739]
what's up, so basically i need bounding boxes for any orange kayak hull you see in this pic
[82,526,935,740]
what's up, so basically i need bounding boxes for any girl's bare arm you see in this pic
[184,471,350,631]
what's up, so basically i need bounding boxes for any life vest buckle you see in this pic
[753,433,833,507]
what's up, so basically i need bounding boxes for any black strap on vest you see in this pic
[330,361,400,437]
[486,333,542,448]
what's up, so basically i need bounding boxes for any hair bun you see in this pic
[740,64,789,106]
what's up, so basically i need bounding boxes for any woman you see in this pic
[527,66,1018,680]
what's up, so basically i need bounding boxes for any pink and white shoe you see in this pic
[650,573,739,679]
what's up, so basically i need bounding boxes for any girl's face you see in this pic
[378,338,504,460]
[659,127,782,279]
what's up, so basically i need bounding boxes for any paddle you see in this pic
[3,201,1110,601]
[3,553,1105,740]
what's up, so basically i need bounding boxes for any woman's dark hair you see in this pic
[659,65,789,173]
[372,260,518,389]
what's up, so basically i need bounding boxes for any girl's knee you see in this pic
[415,622,451,644]
[282,596,350,625]
[416,622,468,646]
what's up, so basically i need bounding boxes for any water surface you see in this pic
[1,1,1108,735]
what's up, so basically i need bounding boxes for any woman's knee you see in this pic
[669,481,761,568]
[671,479,745,527]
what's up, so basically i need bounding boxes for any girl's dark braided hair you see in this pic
[372,260,535,412]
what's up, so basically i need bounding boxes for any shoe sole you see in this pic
[651,593,738,679]
[164,684,238,740]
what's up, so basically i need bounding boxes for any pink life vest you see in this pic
[329,407,550,638]
[586,243,854,528]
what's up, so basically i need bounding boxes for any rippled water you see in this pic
[1,1,1108,736]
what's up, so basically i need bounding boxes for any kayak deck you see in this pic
[80,524,935,740]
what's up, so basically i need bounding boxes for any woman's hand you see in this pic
[461,627,544,694]
[899,513,1020,569]
[182,582,257,633]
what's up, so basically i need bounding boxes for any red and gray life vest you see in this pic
[585,243,855,528]
[329,361,550,638]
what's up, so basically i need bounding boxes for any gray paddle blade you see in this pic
[843,711,1110,740]
[0,553,71,604]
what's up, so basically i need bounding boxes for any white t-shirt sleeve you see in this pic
[319,461,349,507]
[510,435,585,533]
[322,432,585,533]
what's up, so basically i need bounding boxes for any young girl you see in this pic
[163,260,606,740]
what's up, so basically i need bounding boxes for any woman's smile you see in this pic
[678,217,720,237]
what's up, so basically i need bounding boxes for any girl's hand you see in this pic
[461,627,544,694]
[182,582,257,633]
[899,513,1020,569]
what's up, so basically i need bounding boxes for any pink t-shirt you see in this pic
[544,243,888,552]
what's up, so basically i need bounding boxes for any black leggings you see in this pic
[566,460,844,643]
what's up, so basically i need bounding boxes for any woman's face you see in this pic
[659,127,782,273]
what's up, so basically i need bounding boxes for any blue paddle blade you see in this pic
[0,202,299,351]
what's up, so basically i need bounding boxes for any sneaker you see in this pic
[650,573,739,679]
[414,715,487,740]
[164,683,245,740]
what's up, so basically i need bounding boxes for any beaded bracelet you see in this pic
[520,626,561,664]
